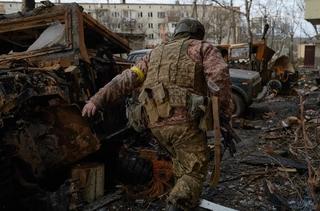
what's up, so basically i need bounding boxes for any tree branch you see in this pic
[211,0,246,16]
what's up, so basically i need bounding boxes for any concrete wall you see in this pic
[305,0,320,24]
[0,1,22,14]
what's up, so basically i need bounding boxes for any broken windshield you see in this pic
[27,22,66,52]
[0,17,69,58]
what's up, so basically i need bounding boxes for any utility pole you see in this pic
[191,0,198,19]
[22,0,35,12]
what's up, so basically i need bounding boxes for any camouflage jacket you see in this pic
[90,39,232,127]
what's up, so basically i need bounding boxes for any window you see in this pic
[148,34,154,39]
[172,23,177,28]
[158,23,163,29]
[112,12,119,17]
[138,23,143,29]
[118,24,121,29]
[138,12,143,18]
[113,12,119,17]
[123,11,128,18]
[148,12,153,18]
[157,12,165,18]
[148,23,153,28]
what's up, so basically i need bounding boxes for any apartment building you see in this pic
[0,1,240,49]
[0,1,22,14]
[91,3,241,48]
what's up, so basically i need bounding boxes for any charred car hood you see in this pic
[229,68,260,82]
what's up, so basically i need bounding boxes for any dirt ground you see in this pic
[106,69,320,211]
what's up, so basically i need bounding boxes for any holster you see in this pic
[187,94,214,132]
[187,93,208,119]
[198,98,213,132]
[126,98,147,132]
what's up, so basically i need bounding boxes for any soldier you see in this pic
[82,18,232,211]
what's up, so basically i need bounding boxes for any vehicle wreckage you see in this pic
[0,3,173,210]
[216,24,299,114]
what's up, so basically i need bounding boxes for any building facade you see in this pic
[0,1,240,49]
[90,3,241,48]
[305,0,320,68]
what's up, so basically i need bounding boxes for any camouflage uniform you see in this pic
[90,38,232,209]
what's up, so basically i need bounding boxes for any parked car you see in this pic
[127,49,262,116]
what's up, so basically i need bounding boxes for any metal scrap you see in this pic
[0,2,133,210]
[241,153,308,171]
[199,199,238,211]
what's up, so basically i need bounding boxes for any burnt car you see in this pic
[0,3,170,210]
[127,49,262,116]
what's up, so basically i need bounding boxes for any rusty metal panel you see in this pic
[2,106,100,177]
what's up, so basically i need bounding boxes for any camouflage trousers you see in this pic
[151,122,209,210]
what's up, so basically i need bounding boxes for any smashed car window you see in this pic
[0,21,67,56]
[27,22,66,51]
[230,45,250,60]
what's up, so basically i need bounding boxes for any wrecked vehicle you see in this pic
[0,3,171,210]
[217,35,298,114]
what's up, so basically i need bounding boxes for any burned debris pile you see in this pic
[0,3,173,210]
[203,69,320,210]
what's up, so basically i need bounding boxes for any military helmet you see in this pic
[173,18,205,40]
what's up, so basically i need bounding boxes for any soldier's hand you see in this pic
[82,101,97,117]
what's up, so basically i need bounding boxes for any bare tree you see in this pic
[199,1,239,44]
[230,0,237,43]
[198,0,240,44]
[210,0,253,44]
[244,0,253,44]
[254,0,290,57]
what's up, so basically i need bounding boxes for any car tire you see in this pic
[232,92,246,117]
[116,155,153,185]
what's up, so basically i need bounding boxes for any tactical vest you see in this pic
[139,38,207,124]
